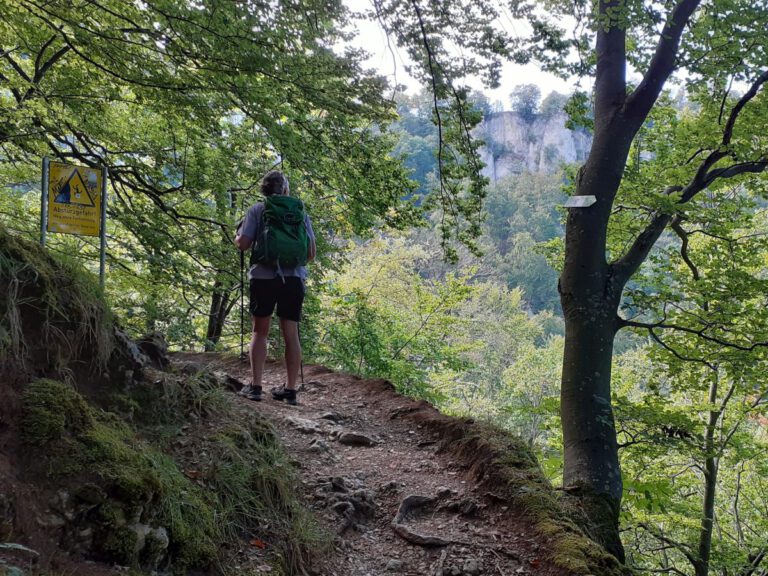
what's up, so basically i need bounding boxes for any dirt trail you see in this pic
[174,353,567,576]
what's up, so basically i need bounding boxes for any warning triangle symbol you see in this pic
[54,169,96,207]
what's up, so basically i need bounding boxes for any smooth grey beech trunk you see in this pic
[553,0,695,559]
[559,182,628,561]
[696,376,721,576]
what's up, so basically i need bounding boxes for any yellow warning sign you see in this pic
[47,162,102,236]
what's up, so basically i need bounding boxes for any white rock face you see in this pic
[477,111,592,182]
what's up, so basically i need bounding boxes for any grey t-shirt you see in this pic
[240,200,315,280]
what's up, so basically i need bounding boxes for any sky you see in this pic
[343,0,579,108]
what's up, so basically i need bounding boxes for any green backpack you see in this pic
[250,195,308,269]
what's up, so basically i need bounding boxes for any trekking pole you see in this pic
[299,323,304,385]
[240,248,245,361]
[235,207,245,362]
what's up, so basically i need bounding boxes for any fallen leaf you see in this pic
[250,538,267,549]
[184,469,201,479]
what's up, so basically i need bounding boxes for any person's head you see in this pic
[261,170,290,197]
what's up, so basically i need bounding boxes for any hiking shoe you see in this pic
[238,384,252,396]
[271,386,298,406]
[243,386,262,402]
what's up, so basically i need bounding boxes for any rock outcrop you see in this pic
[477,111,591,181]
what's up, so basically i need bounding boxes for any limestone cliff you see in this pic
[477,111,592,181]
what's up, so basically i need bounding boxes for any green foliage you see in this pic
[0,0,423,352]
[482,172,566,312]
[313,234,564,433]
[614,344,768,575]
[509,84,541,123]
[501,336,563,449]
[563,91,594,132]
[540,91,569,120]
[315,236,472,399]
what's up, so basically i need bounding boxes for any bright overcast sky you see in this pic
[343,0,579,108]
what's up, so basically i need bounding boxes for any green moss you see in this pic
[100,524,139,564]
[21,379,220,570]
[453,423,629,576]
[21,379,94,446]
[92,505,129,564]
[105,393,141,421]
[141,529,169,568]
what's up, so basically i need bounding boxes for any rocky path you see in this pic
[177,354,566,576]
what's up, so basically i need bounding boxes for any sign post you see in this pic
[41,159,108,287]
[99,165,108,288]
[40,157,50,247]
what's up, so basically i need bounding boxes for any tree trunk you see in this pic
[560,298,624,561]
[558,128,636,563]
[205,282,232,351]
[696,375,720,576]
[553,0,701,562]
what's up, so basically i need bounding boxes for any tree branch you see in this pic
[670,217,699,280]
[32,45,69,85]
[32,35,57,77]
[679,70,768,202]
[738,549,766,576]
[22,44,70,102]
[407,0,451,233]
[2,52,31,83]
[638,523,700,571]
[622,319,768,352]
[645,567,688,576]
[722,69,768,146]
[611,70,768,284]
[611,212,672,285]
[610,185,681,284]
[626,0,702,120]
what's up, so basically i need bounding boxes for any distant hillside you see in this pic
[477,111,592,181]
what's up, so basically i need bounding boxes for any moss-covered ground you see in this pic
[19,375,328,575]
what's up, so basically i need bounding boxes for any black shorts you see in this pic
[249,277,305,322]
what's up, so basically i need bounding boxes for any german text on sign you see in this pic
[47,162,102,236]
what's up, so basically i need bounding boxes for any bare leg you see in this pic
[280,317,301,391]
[250,315,272,388]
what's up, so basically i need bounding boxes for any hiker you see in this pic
[234,170,316,405]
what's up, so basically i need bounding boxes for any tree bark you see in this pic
[204,282,233,351]
[558,114,636,565]
[696,375,720,576]
[560,285,624,560]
